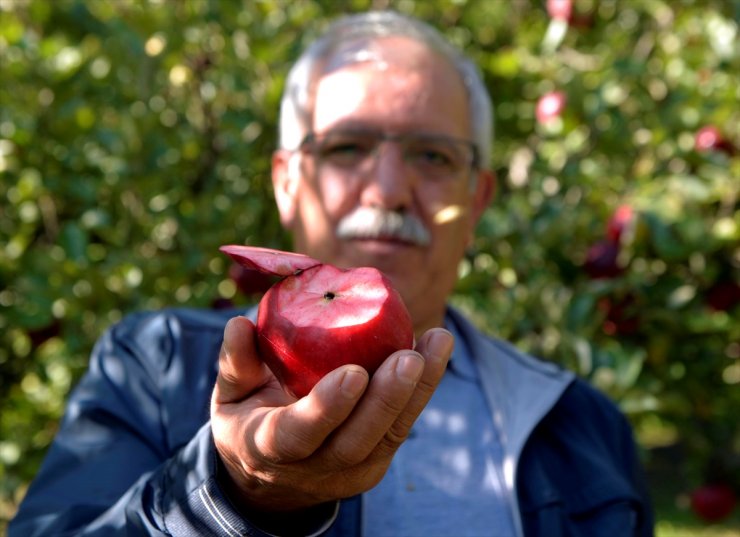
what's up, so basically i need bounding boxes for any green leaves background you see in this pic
[1,0,738,532]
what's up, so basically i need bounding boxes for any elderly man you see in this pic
[10,10,653,537]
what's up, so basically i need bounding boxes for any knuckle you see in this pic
[416,372,441,397]
[329,439,368,468]
[312,404,345,433]
[278,430,318,461]
[378,424,411,453]
[372,392,409,420]
[253,411,314,464]
[378,433,405,453]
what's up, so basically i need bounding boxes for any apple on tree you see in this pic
[545,0,594,28]
[690,483,736,523]
[220,245,414,398]
[606,204,635,243]
[535,91,567,125]
[695,125,736,155]
[583,240,623,279]
[546,0,572,21]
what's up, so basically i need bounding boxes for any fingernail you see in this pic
[222,318,238,356]
[429,330,454,363]
[340,369,367,399]
[395,353,424,384]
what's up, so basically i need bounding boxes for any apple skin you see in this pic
[706,280,740,312]
[606,205,634,243]
[690,483,736,523]
[695,125,735,155]
[598,295,640,336]
[584,240,623,279]
[536,91,567,124]
[546,0,572,21]
[257,264,413,398]
[228,262,277,296]
[220,245,414,398]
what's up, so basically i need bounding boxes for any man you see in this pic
[10,10,653,537]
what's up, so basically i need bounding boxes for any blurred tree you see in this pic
[1,0,738,532]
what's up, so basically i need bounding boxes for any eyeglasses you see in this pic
[299,129,479,183]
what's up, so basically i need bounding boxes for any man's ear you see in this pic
[271,149,299,229]
[470,168,496,228]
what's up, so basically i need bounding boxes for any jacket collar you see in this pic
[445,306,575,537]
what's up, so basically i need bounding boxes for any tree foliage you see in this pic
[1,0,738,531]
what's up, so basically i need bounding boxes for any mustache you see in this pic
[336,207,431,247]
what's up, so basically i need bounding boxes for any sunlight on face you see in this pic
[285,37,486,335]
[433,204,466,225]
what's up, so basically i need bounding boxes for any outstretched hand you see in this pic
[211,315,453,514]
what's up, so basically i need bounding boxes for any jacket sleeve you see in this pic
[8,310,341,536]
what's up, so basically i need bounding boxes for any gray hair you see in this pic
[277,10,494,170]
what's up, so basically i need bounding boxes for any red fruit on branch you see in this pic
[606,205,635,243]
[584,240,623,279]
[690,483,736,523]
[695,125,721,151]
[598,295,641,336]
[546,0,573,21]
[695,125,736,155]
[706,280,740,312]
[536,91,567,124]
[28,320,62,347]
[220,245,414,398]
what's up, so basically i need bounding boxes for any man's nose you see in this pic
[359,143,414,211]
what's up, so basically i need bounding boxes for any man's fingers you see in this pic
[323,351,425,467]
[252,365,369,463]
[215,323,451,474]
[214,316,270,404]
[375,328,453,456]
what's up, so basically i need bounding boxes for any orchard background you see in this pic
[0,0,738,534]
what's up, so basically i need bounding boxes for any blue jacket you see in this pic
[10,306,653,536]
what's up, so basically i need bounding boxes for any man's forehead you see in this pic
[307,35,470,138]
[311,60,465,136]
[321,35,446,76]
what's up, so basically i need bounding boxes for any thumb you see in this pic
[214,316,270,404]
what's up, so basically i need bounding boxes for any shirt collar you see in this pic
[444,311,479,382]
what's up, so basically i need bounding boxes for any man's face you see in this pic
[272,38,493,335]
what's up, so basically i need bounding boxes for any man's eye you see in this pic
[408,146,455,168]
[324,142,362,156]
[319,140,373,164]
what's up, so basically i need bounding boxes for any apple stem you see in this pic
[324,292,336,301]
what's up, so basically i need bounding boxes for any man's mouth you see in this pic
[347,235,418,247]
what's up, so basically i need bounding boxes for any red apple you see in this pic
[28,320,62,347]
[706,280,740,312]
[690,483,736,523]
[584,240,623,279]
[606,205,635,243]
[695,125,722,152]
[220,245,414,398]
[546,0,573,21]
[536,91,567,124]
[598,295,640,336]
[695,125,736,155]
[228,262,277,296]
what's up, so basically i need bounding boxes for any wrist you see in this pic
[240,500,340,537]
[215,453,340,536]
